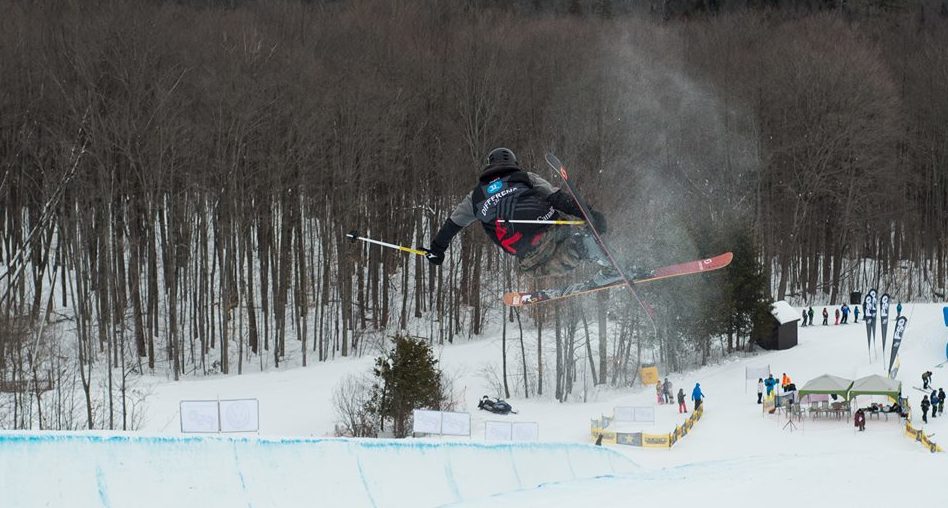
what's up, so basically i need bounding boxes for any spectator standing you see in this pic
[931,390,940,419]
[939,388,945,415]
[896,301,903,317]
[921,396,931,424]
[692,383,705,410]
[677,388,687,414]
[764,374,778,397]
[808,307,814,326]
[834,308,840,325]
[801,309,807,326]
[841,304,849,324]
[757,378,764,404]
[656,383,664,404]
[781,372,792,390]
[822,308,829,325]
[663,378,673,404]
[854,305,859,323]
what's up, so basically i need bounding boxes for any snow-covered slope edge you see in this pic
[0,433,638,508]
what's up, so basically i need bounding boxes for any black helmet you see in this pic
[486,147,517,166]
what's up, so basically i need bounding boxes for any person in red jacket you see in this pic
[854,409,866,431]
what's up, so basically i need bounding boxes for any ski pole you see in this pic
[345,230,427,256]
[496,219,586,225]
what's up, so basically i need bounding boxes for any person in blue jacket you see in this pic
[853,305,859,323]
[931,390,940,419]
[896,301,903,317]
[764,374,778,397]
[692,383,705,410]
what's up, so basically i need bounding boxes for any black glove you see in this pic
[589,210,608,234]
[423,247,445,266]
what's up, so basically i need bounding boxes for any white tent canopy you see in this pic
[798,374,854,399]
[849,374,902,398]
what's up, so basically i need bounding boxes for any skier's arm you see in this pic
[425,193,476,265]
[529,172,608,233]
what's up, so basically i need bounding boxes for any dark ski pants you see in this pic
[519,227,606,277]
[822,317,828,325]
[922,410,928,423]
[695,399,703,410]
[757,392,763,404]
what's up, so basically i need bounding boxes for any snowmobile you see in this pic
[478,396,515,415]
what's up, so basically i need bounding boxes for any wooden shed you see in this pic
[759,300,799,351]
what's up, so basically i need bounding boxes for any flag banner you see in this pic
[879,293,890,351]
[888,316,908,376]
[889,357,901,380]
[864,289,877,350]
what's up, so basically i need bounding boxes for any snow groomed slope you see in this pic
[0,433,638,507]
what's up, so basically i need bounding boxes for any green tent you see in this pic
[849,374,902,399]
[798,374,854,400]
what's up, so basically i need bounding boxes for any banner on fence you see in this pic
[593,406,703,449]
[905,421,942,453]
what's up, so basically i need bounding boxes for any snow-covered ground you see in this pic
[4,303,947,507]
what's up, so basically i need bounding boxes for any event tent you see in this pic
[798,374,854,400]
[849,374,902,399]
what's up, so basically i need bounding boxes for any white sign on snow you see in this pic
[219,399,259,433]
[745,365,771,380]
[412,409,442,434]
[180,400,220,433]
[614,406,655,424]
[613,407,635,422]
[440,411,471,436]
[484,421,539,442]
[633,407,655,423]
[511,422,539,442]
[484,421,513,442]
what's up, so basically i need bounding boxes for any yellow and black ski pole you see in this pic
[495,219,586,225]
[345,230,428,256]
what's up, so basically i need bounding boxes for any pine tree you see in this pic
[716,226,773,352]
[367,335,445,438]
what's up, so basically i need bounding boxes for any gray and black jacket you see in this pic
[431,162,583,257]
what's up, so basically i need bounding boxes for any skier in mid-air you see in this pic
[423,148,612,280]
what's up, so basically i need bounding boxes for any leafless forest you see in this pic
[1,0,947,429]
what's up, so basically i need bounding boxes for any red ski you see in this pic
[503,252,733,307]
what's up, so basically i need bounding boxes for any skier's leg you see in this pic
[519,228,580,277]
